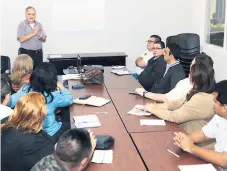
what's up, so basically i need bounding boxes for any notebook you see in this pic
[62,74,81,81]
[128,105,151,116]
[74,96,111,107]
[140,119,166,126]
[92,150,113,164]
[73,115,101,128]
[178,164,217,171]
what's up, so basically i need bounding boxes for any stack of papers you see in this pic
[74,96,111,107]
[62,74,81,81]
[140,119,166,126]
[111,69,131,75]
[111,66,126,69]
[92,150,113,164]
[128,105,151,116]
[178,164,217,171]
[73,115,101,128]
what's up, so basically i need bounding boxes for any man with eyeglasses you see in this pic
[134,35,161,78]
[138,41,166,91]
[136,43,185,95]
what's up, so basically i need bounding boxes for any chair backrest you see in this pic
[1,56,11,74]
[166,35,177,47]
[176,33,200,50]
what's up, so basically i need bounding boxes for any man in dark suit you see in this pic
[147,43,185,94]
[138,41,166,91]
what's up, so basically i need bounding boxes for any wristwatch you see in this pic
[143,90,148,97]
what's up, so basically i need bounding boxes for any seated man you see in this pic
[134,35,161,78]
[0,74,13,120]
[135,52,213,102]
[31,128,97,171]
[138,41,166,91]
[173,80,227,170]
[140,43,185,94]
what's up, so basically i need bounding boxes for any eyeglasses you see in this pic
[147,40,155,43]
[153,48,162,50]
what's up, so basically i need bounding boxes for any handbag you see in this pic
[95,135,115,150]
[81,68,104,84]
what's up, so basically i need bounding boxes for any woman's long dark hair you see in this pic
[28,62,58,103]
[186,63,215,101]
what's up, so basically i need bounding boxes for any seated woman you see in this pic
[10,54,33,92]
[0,74,13,120]
[138,63,216,148]
[1,92,55,171]
[9,62,73,140]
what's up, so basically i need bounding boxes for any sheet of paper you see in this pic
[178,164,217,171]
[92,150,113,164]
[49,54,62,58]
[111,69,131,75]
[86,96,111,107]
[140,119,166,126]
[128,106,151,116]
[74,96,111,107]
[111,66,126,69]
[73,115,101,128]
[62,74,81,81]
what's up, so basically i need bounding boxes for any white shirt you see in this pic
[0,104,13,120]
[202,114,227,171]
[136,50,153,75]
[165,78,193,101]
[29,23,35,29]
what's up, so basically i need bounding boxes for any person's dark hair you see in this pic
[1,74,11,103]
[150,35,161,42]
[195,52,214,67]
[215,80,227,105]
[167,43,180,59]
[28,62,57,103]
[154,41,165,49]
[186,63,215,101]
[55,128,92,168]
[26,6,35,12]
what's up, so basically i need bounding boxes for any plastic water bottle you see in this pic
[77,55,81,73]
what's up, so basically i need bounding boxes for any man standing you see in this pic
[17,6,46,68]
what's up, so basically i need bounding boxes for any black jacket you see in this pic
[138,55,166,91]
[1,127,55,171]
[149,63,185,93]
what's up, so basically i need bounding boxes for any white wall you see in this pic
[1,0,198,72]
[192,0,227,82]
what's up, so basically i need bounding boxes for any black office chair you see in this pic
[166,35,177,47]
[1,56,11,74]
[176,33,200,54]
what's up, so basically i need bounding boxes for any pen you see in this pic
[167,149,180,158]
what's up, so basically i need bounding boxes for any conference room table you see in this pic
[68,82,146,171]
[65,66,220,171]
[104,67,142,89]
